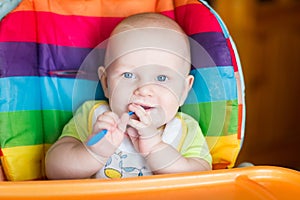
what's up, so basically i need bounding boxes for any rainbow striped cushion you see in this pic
[0,0,245,181]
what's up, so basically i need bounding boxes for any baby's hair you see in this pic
[105,12,191,73]
[111,12,186,36]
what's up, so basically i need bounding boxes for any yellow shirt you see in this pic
[61,100,212,178]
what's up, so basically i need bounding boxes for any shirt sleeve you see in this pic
[179,113,212,166]
[59,101,100,142]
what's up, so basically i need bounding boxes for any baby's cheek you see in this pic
[162,98,180,119]
[109,82,136,114]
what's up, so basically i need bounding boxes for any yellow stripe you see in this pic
[206,134,241,168]
[12,0,202,17]
[1,145,48,181]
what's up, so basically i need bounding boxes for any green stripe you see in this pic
[42,110,73,144]
[1,101,239,147]
[227,100,239,134]
[0,110,72,148]
[180,100,238,136]
[0,111,43,147]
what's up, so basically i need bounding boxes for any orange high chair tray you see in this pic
[0,166,299,200]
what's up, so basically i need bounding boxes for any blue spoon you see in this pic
[86,111,134,146]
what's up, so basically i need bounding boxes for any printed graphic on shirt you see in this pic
[101,150,151,178]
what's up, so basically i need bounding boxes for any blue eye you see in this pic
[123,72,135,79]
[156,75,168,82]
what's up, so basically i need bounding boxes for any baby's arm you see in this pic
[127,132,211,174]
[144,141,211,174]
[45,136,107,179]
[143,121,212,174]
[45,111,129,179]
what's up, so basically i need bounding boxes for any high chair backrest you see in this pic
[0,0,245,181]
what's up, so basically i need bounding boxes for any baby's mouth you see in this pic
[141,105,153,111]
[131,102,154,111]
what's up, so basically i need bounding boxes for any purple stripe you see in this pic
[0,32,232,78]
[0,42,38,77]
[0,42,102,78]
[190,32,232,68]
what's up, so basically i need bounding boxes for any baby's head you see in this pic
[104,13,191,74]
[99,13,194,127]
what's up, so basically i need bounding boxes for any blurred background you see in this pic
[208,0,300,170]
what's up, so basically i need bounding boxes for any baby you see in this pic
[45,12,212,179]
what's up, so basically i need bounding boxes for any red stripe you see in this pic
[0,11,123,48]
[175,4,223,35]
[226,38,239,72]
[0,10,175,48]
[0,4,221,47]
[0,148,3,157]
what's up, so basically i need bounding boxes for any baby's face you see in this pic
[101,48,193,128]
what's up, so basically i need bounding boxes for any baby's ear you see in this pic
[179,75,194,106]
[98,66,109,98]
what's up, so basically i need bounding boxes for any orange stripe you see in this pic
[12,0,203,17]
[12,0,164,17]
[175,0,204,7]
[237,104,243,140]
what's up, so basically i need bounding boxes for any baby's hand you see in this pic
[127,104,162,155]
[87,111,129,157]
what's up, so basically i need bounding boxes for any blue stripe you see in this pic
[185,66,237,103]
[0,0,21,20]
[1,66,237,112]
[1,66,238,111]
[0,76,105,112]
[0,77,41,112]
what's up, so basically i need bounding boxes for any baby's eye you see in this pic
[122,72,135,79]
[156,75,168,82]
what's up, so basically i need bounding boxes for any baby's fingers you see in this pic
[92,121,115,135]
[128,104,152,126]
[127,118,146,130]
[96,111,119,125]
[93,112,119,134]
[117,113,130,133]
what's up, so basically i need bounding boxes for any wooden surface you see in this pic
[213,0,300,170]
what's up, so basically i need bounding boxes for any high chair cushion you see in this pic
[0,0,245,181]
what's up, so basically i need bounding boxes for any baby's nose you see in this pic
[134,84,154,97]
